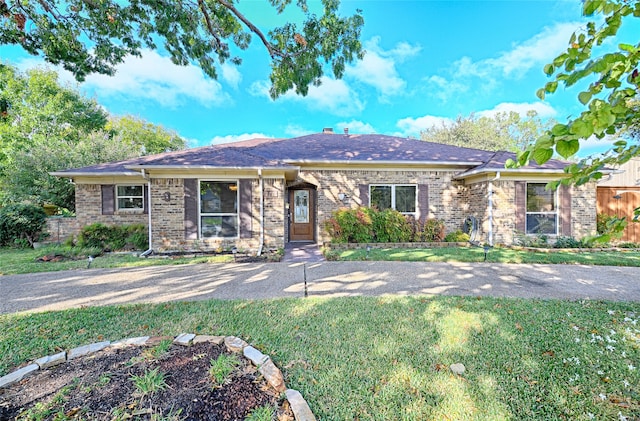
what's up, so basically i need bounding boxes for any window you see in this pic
[370,185,416,214]
[116,185,144,210]
[526,183,557,234]
[200,181,238,238]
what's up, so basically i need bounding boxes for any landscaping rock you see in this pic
[174,333,196,346]
[243,346,269,366]
[259,359,286,392]
[34,352,66,370]
[224,336,248,353]
[450,363,466,375]
[111,336,150,348]
[286,389,316,421]
[68,341,110,360]
[193,335,225,345]
[0,364,39,389]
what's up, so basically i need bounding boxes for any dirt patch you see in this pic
[0,341,293,420]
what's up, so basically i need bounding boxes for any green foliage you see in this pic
[0,203,47,247]
[77,223,148,252]
[105,115,186,155]
[209,353,240,386]
[371,209,413,243]
[325,207,374,243]
[512,0,640,193]
[131,368,167,396]
[443,230,470,242]
[420,111,553,152]
[552,236,585,248]
[594,212,627,244]
[421,218,446,242]
[245,405,275,421]
[514,233,549,248]
[0,0,363,98]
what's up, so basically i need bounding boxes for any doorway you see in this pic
[288,188,315,241]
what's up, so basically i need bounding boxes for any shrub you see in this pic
[444,230,470,243]
[0,203,48,247]
[421,219,446,242]
[618,241,640,248]
[553,236,584,248]
[372,209,412,243]
[326,208,374,243]
[77,223,148,251]
[514,233,549,248]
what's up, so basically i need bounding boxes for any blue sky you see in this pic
[2,1,638,156]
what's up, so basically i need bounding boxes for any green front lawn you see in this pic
[0,246,234,275]
[332,246,640,266]
[1,297,639,419]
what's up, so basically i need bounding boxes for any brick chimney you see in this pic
[344,127,349,135]
[322,127,334,134]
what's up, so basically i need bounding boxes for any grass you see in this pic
[333,246,640,266]
[209,353,240,386]
[2,297,639,420]
[131,368,167,396]
[0,245,234,275]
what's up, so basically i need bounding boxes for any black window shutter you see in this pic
[239,179,253,239]
[101,185,115,215]
[184,179,198,240]
[359,184,369,207]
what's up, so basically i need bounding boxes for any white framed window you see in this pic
[116,185,144,210]
[200,181,238,238]
[526,183,558,234]
[370,185,417,215]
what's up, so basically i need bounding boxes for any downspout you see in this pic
[257,168,264,256]
[140,168,153,257]
[487,171,500,247]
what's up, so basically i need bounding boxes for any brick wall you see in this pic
[149,177,285,252]
[45,217,81,243]
[571,182,597,238]
[75,184,148,228]
[297,169,469,244]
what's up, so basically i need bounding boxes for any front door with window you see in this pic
[289,188,314,241]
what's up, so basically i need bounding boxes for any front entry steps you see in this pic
[283,242,324,263]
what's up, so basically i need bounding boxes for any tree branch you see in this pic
[214,0,284,59]
[197,0,222,50]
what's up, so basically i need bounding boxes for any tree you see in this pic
[106,115,186,154]
[420,111,553,152]
[0,0,364,98]
[0,65,188,210]
[512,0,640,188]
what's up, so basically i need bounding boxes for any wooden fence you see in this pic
[596,187,640,242]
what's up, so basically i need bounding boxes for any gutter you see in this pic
[140,168,153,257]
[487,172,500,247]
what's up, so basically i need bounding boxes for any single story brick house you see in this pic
[52,130,597,252]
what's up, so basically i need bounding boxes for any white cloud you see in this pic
[251,76,364,117]
[477,102,558,118]
[335,120,376,134]
[220,62,242,88]
[284,124,313,137]
[396,115,453,137]
[210,132,271,145]
[80,49,231,108]
[346,36,420,100]
[426,21,581,101]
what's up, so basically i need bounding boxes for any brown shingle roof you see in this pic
[53,133,568,175]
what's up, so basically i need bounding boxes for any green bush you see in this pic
[421,219,446,242]
[372,209,412,243]
[325,208,445,244]
[552,236,584,248]
[77,223,148,251]
[326,208,374,243]
[0,203,48,247]
[444,230,470,242]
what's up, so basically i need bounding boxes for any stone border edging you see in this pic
[0,333,316,421]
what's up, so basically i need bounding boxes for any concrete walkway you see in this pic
[283,242,324,263]
[1,261,639,314]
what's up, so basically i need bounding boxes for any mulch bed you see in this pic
[0,341,293,420]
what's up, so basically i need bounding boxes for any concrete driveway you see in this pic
[1,261,638,314]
